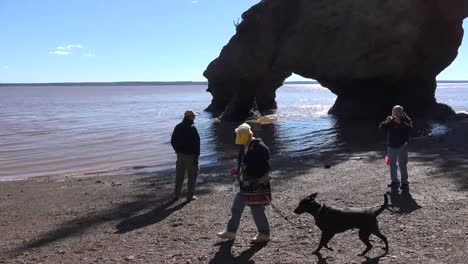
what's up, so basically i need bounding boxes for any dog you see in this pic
[294,193,389,256]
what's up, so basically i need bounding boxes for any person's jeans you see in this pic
[174,153,199,199]
[388,144,409,184]
[227,190,270,234]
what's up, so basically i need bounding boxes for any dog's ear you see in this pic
[308,193,318,200]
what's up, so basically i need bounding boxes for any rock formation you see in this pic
[204,0,468,121]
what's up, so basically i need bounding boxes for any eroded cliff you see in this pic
[204,0,467,120]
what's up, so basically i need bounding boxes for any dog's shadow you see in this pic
[387,187,421,214]
[209,240,267,264]
[361,251,388,264]
[314,249,387,264]
[314,252,332,264]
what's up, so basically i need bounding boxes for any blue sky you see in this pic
[0,0,466,83]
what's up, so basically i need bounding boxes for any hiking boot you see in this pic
[387,182,400,188]
[217,231,236,240]
[250,233,270,244]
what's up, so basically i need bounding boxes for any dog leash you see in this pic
[264,195,305,229]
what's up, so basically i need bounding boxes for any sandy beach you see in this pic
[1,119,467,264]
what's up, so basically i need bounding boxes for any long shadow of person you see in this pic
[209,240,267,264]
[387,187,421,214]
[115,198,186,234]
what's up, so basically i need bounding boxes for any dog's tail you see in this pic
[374,194,389,216]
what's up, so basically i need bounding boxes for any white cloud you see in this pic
[84,53,96,57]
[49,44,86,56]
[49,50,70,55]
[192,0,199,3]
[57,44,83,50]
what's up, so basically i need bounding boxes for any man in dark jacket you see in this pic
[171,110,200,202]
[379,105,413,188]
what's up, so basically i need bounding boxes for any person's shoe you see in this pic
[172,194,180,201]
[250,233,270,244]
[186,196,198,203]
[216,231,236,240]
[387,182,400,188]
[401,183,409,189]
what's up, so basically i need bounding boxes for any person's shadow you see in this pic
[115,198,186,234]
[387,187,421,214]
[209,240,267,264]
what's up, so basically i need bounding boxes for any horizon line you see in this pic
[1,80,468,86]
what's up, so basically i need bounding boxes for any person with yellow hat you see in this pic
[171,110,200,202]
[217,123,272,244]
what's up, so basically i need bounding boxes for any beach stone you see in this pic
[204,0,467,121]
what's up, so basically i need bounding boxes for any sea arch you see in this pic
[203,0,468,121]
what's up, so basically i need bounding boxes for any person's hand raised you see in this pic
[385,116,393,123]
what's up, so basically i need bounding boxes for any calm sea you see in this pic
[1,83,467,180]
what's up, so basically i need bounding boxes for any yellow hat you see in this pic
[235,123,253,145]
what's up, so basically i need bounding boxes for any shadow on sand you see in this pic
[387,187,421,214]
[313,252,332,264]
[209,240,267,264]
[9,185,213,257]
[115,198,187,234]
[361,251,389,264]
[312,250,388,264]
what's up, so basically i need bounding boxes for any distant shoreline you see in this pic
[0,81,211,87]
[0,81,318,86]
[1,80,467,87]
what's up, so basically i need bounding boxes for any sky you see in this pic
[0,0,467,83]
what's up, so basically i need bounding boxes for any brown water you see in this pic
[0,83,467,180]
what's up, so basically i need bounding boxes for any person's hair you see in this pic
[393,105,404,113]
[184,110,196,117]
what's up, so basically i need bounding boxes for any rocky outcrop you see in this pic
[204,0,467,121]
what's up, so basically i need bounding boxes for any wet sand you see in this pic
[1,120,467,264]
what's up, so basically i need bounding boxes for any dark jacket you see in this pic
[379,113,413,148]
[237,138,271,179]
[171,117,200,156]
